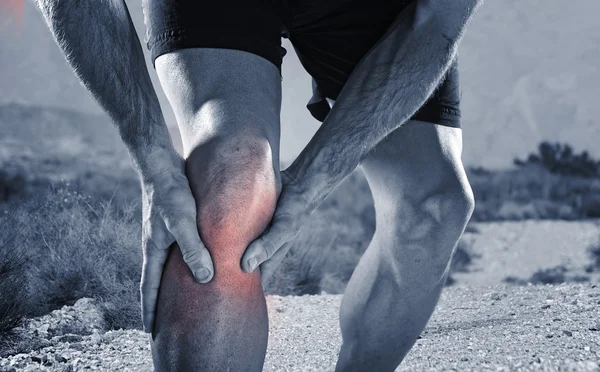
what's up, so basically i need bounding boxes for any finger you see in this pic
[140,241,168,334]
[259,240,295,288]
[242,217,298,273]
[165,215,214,283]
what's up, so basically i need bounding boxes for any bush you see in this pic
[504,265,590,285]
[468,164,600,221]
[514,141,600,178]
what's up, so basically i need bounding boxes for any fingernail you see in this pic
[195,268,211,282]
[247,257,257,272]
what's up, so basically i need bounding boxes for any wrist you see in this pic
[130,143,184,184]
[285,152,338,209]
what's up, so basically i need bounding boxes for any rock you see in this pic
[89,330,103,344]
[69,343,84,351]
[41,354,52,366]
[55,354,68,363]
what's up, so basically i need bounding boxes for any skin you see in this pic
[150,49,283,371]
[151,138,279,371]
[36,0,482,370]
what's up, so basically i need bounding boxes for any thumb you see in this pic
[166,215,214,283]
[242,217,298,273]
[259,240,295,288]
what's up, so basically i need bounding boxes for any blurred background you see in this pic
[1,0,599,354]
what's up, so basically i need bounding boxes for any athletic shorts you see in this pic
[141,0,461,128]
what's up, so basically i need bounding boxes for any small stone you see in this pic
[491,293,501,301]
[31,356,42,364]
[90,331,102,344]
[55,354,68,363]
[38,323,50,334]
[69,342,84,351]
[541,304,551,309]
[563,330,573,336]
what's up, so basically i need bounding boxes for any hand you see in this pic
[139,153,214,334]
[241,169,320,287]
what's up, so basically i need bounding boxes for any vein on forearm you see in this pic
[36,0,171,158]
[288,0,481,200]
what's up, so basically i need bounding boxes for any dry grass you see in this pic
[0,217,31,334]
[0,184,143,334]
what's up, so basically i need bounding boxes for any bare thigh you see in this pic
[155,47,283,160]
[361,119,467,206]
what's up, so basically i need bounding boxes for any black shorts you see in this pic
[142,0,461,128]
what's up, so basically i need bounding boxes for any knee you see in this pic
[389,179,474,239]
[424,179,475,231]
[185,136,281,258]
[379,176,474,278]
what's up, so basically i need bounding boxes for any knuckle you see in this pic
[181,248,203,266]
[175,214,197,231]
[272,219,299,242]
[261,238,279,259]
[164,210,196,234]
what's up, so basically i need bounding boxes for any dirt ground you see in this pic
[1,220,600,371]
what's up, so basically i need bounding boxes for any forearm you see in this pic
[287,0,481,202]
[35,0,178,176]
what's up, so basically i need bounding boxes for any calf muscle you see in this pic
[151,137,280,372]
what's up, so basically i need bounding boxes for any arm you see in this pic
[288,0,483,202]
[35,0,176,175]
[242,0,483,276]
[35,0,215,333]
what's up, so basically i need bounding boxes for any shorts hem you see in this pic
[147,28,284,74]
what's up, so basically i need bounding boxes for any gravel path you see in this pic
[1,283,599,371]
[453,220,600,286]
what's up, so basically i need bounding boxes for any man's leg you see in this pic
[150,48,282,371]
[335,120,475,371]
